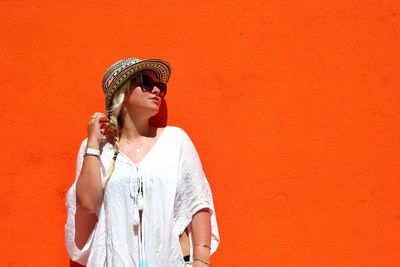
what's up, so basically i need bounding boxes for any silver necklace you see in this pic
[125,139,143,153]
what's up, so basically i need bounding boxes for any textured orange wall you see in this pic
[0,1,399,266]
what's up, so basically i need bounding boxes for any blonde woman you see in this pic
[64,58,219,266]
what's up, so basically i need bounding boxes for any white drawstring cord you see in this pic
[137,167,147,267]
[139,217,146,267]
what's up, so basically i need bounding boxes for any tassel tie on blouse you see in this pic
[130,165,147,267]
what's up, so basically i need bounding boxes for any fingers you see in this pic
[90,113,109,130]
[87,112,112,144]
[90,112,108,124]
[89,112,114,140]
[100,123,110,136]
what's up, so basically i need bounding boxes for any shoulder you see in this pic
[164,126,200,155]
[164,125,191,141]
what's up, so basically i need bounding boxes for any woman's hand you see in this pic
[87,112,110,147]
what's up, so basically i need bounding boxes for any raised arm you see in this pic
[76,112,108,213]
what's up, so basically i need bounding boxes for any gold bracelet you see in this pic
[193,257,211,266]
[193,243,211,250]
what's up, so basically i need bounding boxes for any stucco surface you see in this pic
[0,0,399,266]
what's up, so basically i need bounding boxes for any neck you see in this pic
[120,114,156,141]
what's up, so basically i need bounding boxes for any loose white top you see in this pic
[65,126,220,266]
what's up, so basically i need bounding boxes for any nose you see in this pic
[151,85,161,95]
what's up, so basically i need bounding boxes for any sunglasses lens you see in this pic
[156,82,167,95]
[140,74,167,97]
[141,75,154,91]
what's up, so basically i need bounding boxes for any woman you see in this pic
[65,58,220,266]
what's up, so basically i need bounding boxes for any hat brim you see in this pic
[104,59,171,92]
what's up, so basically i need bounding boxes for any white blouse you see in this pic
[65,126,220,266]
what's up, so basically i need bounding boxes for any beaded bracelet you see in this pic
[83,153,100,159]
[193,257,211,266]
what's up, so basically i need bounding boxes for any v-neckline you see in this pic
[117,126,168,166]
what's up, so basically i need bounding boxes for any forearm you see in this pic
[191,208,211,265]
[76,140,104,213]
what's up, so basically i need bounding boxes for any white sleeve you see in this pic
[174,130,220,256]
[64,138,97,265]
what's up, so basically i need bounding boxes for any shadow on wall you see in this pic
[70,260,84,267]
[67,101,168,267]
[149,98,168,127]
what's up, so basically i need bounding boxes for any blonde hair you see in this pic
[101,78,132,187]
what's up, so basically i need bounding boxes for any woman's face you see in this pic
[124,70,163,115]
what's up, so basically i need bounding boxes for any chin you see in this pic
[148,107,160,116]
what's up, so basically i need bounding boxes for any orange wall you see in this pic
[0,1,399,266]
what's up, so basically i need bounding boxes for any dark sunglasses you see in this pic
[131,73,167,97]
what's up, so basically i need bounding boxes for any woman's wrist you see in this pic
[193,249,210,257]
[193,257,211,266]
[87,138,100,149]
[193,243,211,257]
[193,249,210,266]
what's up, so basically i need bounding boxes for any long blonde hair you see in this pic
[101,78,132,187]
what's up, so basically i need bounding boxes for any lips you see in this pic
[151,97,161,103]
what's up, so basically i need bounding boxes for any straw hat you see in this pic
[102,58,171,117]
